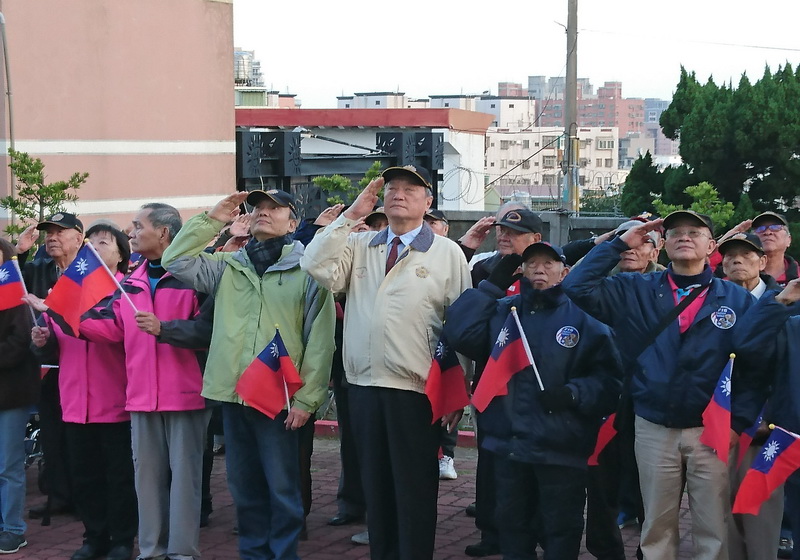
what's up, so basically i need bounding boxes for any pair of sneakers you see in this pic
[0,531,27,554]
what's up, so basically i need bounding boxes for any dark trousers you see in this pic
[585,435,625,560]
[298,418,315,518]
[785,473,800,560]
[331,377,365,517]
[201,422,214,518]
[439,422,458,458]
[39,370,72,506]
[495,457,587,560]
[349,385,440,560]
[64,422,137,549]
[474,413,500,548]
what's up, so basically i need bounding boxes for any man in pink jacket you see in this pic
[78,203,209,560]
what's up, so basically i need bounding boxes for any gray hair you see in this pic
[496,200,527,220]
[141,203,182,241]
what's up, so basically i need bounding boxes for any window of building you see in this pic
[509,160,516,166]
[534,161,539,166]
[543,156,557,168]
[522,160,531,169]
[596,176,603,186]
[543,174,557,186]
[490,162,495,167]
[596,139,615,150]
[490,103,496,108]
[490,142,495,147]
[375,100,381,106]
[596,158,603,167]
[522,140,530,149]
[580,158,589,168]
[444,102,450,107]
[508,103,515,108]
[500,140,511,150]
[500,159,507,168]
[542,135,559,147]
[605,158,613,168]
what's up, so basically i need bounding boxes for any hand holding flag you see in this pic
[235,326,304,419]
[0,257,26,311]
[425,335,469,425]
[699,354,735,462]
[733,425,800,515]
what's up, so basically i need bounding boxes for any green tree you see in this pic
[312,161,383,205]
[580,192,622,215]
[651,181,735,232]
[619,152,663,216]
[0,149,88,238]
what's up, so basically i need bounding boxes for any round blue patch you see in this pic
[556,326,580,348]
[710,306,736,329]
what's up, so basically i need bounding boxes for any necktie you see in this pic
[386,237,401,274]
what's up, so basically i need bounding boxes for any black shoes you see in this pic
[70,543,108,560]
[464,541,501,557]
[327,513,364,526]
[465,502,477,518]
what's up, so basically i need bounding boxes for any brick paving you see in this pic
[18,434,695,559]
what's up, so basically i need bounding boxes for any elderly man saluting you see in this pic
[301,165,471,560]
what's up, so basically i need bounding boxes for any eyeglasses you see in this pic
[665,229,710,240]
[754,224,786,234]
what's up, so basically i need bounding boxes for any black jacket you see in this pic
[0,304,40,410]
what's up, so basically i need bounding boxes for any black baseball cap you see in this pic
[424,209,448,224]
[522,242,567,264]
[246,189,298,216]
[718,232,765,256]
[662,210,714,237]
[496,209,543,234]
[37,212,84,234]
[752,211,788,228]
[382,165,432,189]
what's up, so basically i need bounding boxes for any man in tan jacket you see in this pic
[301,165,471,560]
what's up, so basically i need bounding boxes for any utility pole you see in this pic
[563,0,579,212]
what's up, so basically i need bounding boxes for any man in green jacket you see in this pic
[162,189,335,560]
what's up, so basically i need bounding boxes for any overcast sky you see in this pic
[234,0,800,109]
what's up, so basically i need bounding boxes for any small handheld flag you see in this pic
[588,413,618,466]
[471,307,535,413]
[235,327,303,419]
[733,425,800,515]
[699,354,734,462]
[44,243,118,334]
[425,335,469,423]
[0,257,26,311]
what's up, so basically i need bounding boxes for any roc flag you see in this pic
[733,425,800,515]
[588,413,618,467]
[235,328,303,419]
[699,355,735,462]
[425,336,469,423]
[737,409,766,468]
[471,310,532,413]
[44,244,117,333]
[0,259,25,311]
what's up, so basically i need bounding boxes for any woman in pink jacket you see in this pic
[31,223,137,560]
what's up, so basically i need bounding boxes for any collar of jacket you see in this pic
[519,281,567,309]
[368,220,435,252]
[228,241,304,274]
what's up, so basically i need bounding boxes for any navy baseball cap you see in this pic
[497,209,543,234]
[718,232,765,256]
[37,212,84,234]
[246,189,298,215]
[425,209,448,224]
[521,242,567,264]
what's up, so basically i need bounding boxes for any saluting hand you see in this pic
[209,192,248,224]
[619,219,664,250]
[343,178,383,221]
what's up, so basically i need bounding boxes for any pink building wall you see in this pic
[0,0,235,231]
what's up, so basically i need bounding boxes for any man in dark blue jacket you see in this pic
[733,278,800,560]
[562,211,763,560]
[445,242,623,560]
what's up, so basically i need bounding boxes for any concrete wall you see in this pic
[0,0,235,232]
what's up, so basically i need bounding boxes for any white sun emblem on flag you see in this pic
[270,343,279,358]
[763,440,780,462]
[74,258,89,276]
[496,327,509,347]
[720,375,731,397]
[0,269,8,282]
[436,341,446,358]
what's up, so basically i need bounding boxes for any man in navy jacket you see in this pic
[562,211,764,560]
[445,242,623,560]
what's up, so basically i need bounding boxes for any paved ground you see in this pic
[19,434,694,559]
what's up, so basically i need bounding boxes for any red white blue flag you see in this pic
[44,244,117,333]
[737,408,766,468]
[236,328,303,419]
[425,335,469,423]
[699,354,734,462]
[0,259,26,311]
[733,425,800,515]
[471,310,532,413]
